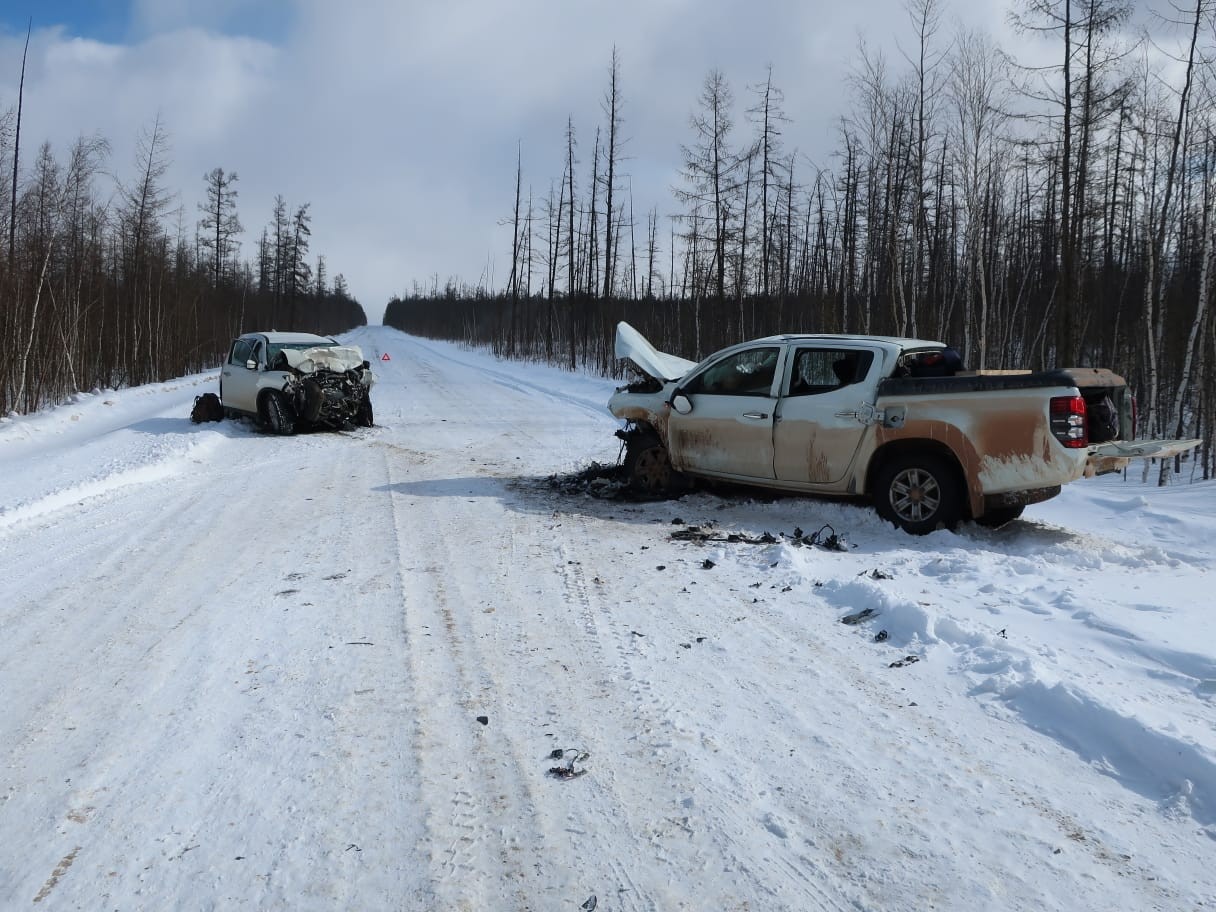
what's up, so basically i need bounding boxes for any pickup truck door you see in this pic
[668,345,783,480]
[773,346,877,485]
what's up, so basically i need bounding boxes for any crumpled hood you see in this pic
[615,322,696,382]
[282,346,367,375]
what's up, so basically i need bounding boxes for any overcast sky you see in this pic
[0,0,1157,324]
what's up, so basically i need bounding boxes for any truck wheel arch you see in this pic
[867,432,984,519]
[866,440,976,520]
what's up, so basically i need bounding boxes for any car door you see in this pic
[772,346,875,486]
[668,345,783,479]
[219,338,259,413]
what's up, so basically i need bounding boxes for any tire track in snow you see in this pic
[389,470,542,909]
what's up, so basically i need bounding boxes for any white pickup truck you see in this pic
[608,322,1199,533]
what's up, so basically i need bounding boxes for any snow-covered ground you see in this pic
[1,325,1213,911]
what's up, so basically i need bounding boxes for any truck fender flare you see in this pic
[866,435,981,518]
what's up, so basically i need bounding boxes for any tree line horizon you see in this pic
[386,0,1215,483]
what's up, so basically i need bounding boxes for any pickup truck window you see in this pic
[788,348,874,396]
[685,347,780,396]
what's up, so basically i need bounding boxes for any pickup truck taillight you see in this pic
[1050,395,1088,448]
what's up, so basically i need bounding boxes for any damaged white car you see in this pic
[219,331,375,435]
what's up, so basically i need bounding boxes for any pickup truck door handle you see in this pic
[742,412,769,420]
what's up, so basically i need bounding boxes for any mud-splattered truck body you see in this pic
[608,322,1199,533]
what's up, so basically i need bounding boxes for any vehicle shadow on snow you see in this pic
[376,467,1085,551]
[127,417,259,436]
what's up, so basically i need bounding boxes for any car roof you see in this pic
[239,331,336,345]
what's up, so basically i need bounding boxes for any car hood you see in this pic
[281,346,366,374]
[615,322,697,382]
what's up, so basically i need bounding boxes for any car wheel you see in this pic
[975,505,1024,528]
[261,390,297,435]
[624,437,688,495]
[356,395,374,428]
[874,454,962,535]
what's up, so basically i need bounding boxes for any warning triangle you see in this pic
[381,352,391,361]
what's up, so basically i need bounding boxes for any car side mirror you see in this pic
[245,359,257,370]
[670,393,693,415]
[362,360,371,369]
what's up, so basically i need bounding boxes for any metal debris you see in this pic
[840,608,877,625]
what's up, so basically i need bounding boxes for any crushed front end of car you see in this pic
[276,346,375,429]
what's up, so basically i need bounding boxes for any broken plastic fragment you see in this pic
[840,608,877,625]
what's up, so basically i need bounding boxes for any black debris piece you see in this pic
[582,896,598,911]
[862,568,894,580]
[998,628,1008,639]
[476,716,489,726]
[841,608,877,626]
[874,629,889,643]
[547,749,590,780]
[631,630,645,637]
[889,655,920,668]
[701,559,716,570]
[544,462,677,501]
[656,565,667,571]
[548,748,565,760]
[798,524,849,552]
[670,526,778,545]
[679,643,692,649]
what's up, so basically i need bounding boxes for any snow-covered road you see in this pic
[1,325,1213,911]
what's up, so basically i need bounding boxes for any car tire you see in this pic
[624,437,689,496]
[874,454,962,535]
[975,505,1024,528]
[356,395,374,428]
[261,390,297,436]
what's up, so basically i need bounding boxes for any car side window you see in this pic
[685,347,780,396]
[229,339,253,366]
[788,349,874,396]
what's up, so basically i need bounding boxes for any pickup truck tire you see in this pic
[874,454,963,535]
[624,438,690,496]
[261,390,297,436]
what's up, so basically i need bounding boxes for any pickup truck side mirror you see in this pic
[670,393,693,415]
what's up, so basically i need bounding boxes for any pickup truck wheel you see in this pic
[875,455,962,535]
[261,390,297,436]
[624,439,688,495]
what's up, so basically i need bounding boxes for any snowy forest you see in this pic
[0,48,366,418]
[386,0,1216,480]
